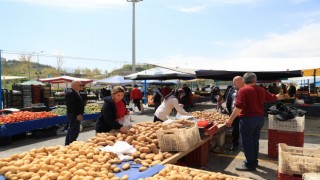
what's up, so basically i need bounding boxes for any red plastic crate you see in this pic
[268,129,304,159]
[278,171,302,180]
[178,140,210,168]
[205,123,218,137]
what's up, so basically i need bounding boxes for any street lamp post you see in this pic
[127,0,142,74]
[33,51,44,79]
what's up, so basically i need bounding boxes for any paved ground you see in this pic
[0,102,319,180]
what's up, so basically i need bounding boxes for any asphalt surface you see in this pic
[0,102,319,180]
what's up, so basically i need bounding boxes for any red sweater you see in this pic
[235,85,277,117]
[130,88,142,100]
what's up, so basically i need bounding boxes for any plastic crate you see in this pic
[178,140,210,168]
[268,114,305,132]
[279,143,320,175]
[278,171,302,180]
[268,129,304,159]
[156,123,201,152]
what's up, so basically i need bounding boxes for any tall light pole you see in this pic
[33,51,44,79]
[127,0,142,74]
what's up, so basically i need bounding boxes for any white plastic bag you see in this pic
[118,115,132,128]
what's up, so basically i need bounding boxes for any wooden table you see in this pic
[161,123,226,165]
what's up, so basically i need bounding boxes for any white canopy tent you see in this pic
[95,75,133,86]
[124,67,195,80]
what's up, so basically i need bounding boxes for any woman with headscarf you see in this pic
[154,88,190,122]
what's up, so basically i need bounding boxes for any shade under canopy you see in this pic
[195,70,302,81]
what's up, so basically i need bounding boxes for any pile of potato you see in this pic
[87,122,174,173]
[191,111,229,124]
[0,141,129,180]
[142,164,247,180]
[161,119,195,130]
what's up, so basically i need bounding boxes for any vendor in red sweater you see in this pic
[130,84,143,113]
[226,72,283,171]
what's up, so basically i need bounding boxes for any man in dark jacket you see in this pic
[65,81,84,145]
[225,76,244,151]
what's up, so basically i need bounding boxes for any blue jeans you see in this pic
[65,114,80,145]
[239,116,264,168]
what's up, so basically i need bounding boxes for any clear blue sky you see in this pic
[1,0,320,73]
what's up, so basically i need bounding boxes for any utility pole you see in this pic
[127,0,143,74]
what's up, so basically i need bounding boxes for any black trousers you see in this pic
[153,116,164,123]
[232,117,240,146]
[133,99,141,111]
[65,114,81,145]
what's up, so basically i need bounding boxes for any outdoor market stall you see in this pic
[38,75,94,105]
[0,115,233,180]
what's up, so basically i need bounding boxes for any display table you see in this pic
[0,113,99,137]
[161,124,225,166]
[161,135,212,165]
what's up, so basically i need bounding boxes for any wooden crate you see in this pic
[156,123,201,152]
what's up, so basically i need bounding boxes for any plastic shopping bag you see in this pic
[140,102,144,113]
[118,115,132,128]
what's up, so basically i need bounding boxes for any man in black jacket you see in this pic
[225,76,244,151]
[65,81,84,145]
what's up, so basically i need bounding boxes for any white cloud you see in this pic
[9,0,127,10]
[149,22,320,71]
[171,0,262,13]
[176,5,208,13]
[236,22,320,58]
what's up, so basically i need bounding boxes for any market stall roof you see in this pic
[38,75,93,84]
[302,68,320,76]
[95,75,133,86]
[195,70,302,81]
[157,57,320,72]
[124,67,196,80]
[145,80,178,86]
[1,76,27,80]
[19,80,45,85]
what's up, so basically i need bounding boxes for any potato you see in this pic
[153,154,164,161]
[139,166,147,172]
[122,163,130,170]
[149,144,159,154]
[139,153,147,159]
[125,136,134,144]
[145,154,155,160]
[150,160,162,167]
[137,135,146,142]
[139,147,150,154]
[106,136,117,141]
[121,174,129,180]
[113,167,121,173]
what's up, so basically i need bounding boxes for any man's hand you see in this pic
[276,93,283,100]
[77,114,83,121]
[225,118,233,128]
